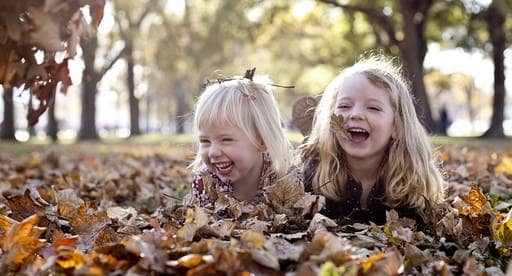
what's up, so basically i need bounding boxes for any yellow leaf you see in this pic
[361,252,386,272]
[241,230,266,249]
[494,209,512,247]
[463,185,487,216]
[56,248,85,269]
[0,215,16,244]
[177,254,204,268]
[495,155,512,175]
[1,214,46,269]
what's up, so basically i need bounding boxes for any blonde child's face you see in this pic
[198,122,264,191]
[334,73,396,164]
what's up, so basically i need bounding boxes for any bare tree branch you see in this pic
[98,47,127,79]
[317,0,399,47]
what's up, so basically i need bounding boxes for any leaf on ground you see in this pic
[242,218,270,234]
[241,230,267,250]
[68,201,116,251]
[250,248,280,270]
[4,189,46,221]
[0,215,17,244]
[362,249,403,276]
[294,194,326,217]
[264,177,304,216]
[55,246,85,270]
[494,155,512,176]
[209,220,236,239]
[493,208,512,248]
[461,185,487,216]
[1,214,46,270]
[307,213,337,235]
[177,205,210,242]
[403,244,430,267]
[57,188,84,219]
[268,236,303,262]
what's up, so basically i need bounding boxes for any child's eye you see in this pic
[337,105,350,109]
[368,106,381,111]
[199,139,210,144]
[222,138,234,142]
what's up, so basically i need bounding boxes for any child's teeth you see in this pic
[216,162,231,169]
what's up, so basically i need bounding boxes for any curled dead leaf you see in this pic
[1,214,46,270]
[330,114,351,140]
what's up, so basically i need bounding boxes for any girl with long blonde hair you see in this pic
[300,55,444,224]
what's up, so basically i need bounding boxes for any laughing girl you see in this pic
[190,70,300,207]
[300,56,444,224]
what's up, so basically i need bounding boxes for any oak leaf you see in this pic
[330,113,351,140]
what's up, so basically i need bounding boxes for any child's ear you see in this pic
[391,125,398,140]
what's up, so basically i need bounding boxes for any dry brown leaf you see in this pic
[462,185,487,216]
[56,247,85,270]
[294,194,326,217]
[250,248,280,270]
[362,249,402,276]
[4,189,46,221]
[264,177,304,216]
[177,205,210,242]
[1,214,46,270]
[210,220,236,239]
[330,113,351,140]
[292,95,318,136]
[307,213,337,235]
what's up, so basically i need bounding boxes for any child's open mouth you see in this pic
[348,127,369,143]
[215,161,233,176]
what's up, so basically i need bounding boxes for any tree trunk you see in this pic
[398,0,435,132]
[1,87,16,141]
[46,97,58,142]
[126,40,141,136]
[78,35,100,140]
[465,82,475,132]
[145,94,151,132]
[482,0,506,138]
[175,78,189,134]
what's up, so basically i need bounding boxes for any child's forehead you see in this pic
[199,120,241,132]
[336,74,393,102]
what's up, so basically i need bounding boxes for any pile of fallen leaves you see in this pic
[0,145,511,275]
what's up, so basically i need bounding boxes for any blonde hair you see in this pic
[190,77,293,178]
[300,55,444,209]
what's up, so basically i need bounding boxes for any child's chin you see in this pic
[219,175,233,183]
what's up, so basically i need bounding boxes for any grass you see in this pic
[0,131,510,156]
[431,135,512,149]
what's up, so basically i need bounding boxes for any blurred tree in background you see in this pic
[0,0,104,140]
[0,0,510,141]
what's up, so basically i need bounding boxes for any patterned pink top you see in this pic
[191,153,280,207]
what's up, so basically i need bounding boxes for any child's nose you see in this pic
[208,143,222,158]
[349,106,365,120]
